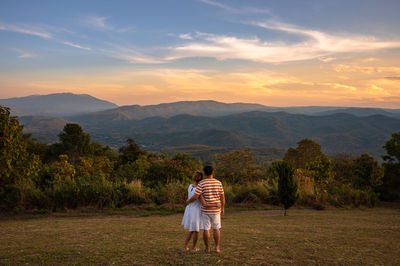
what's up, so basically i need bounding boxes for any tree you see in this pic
[275,161,298,216]
[47,123,92,164]
[215,149,264,184]
[118,138,146,165]
[284,139,326,169]
[380,132,400,201]
[382,132,400,163]
[351,154,383,190]
[0,106,41,209]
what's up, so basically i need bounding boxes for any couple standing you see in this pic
[181,165,225,253]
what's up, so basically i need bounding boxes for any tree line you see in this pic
[1,106,399,213]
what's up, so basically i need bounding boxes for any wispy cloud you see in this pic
[62,41,91,50]
[0,23,52,39]
[253,20,400,53]
[80,15,113,30]
[6,47,38,58]
[163,20,400,63]
[101,45,165,64]
[199,0,272,15]
[333,64,400,74]
[385,76,400,80]
[178,33,193,40]
[318,57,336,63]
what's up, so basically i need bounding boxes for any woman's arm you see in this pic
[200,195,221,207]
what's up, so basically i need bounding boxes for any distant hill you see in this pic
[0,93,118,117]
[68,99,400,124]
[314,107,400,117]
[11,95,400,159]
[67,100,269,123]
[19,116,69,143]
[66,111,400,158]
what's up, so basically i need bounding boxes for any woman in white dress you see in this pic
[181,171,220,251]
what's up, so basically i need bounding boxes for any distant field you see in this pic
[1,209,399,264]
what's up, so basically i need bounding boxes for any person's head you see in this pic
[193,171,203,184]
[203,165,213,177]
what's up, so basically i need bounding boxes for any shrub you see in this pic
[119,180,149,205]
[328,184,378,208]
[233,182,276,205]
[75,173,119,208]
[152,181,187,206]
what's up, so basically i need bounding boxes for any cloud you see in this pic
[178,33,193,40]
[163,19,400,63]
[199,0,272,15]
[385,76,400,80]
[252,20,400,53]
[318,57,336,63]
[62,41,91,50]
[166,32,324,63]
[333,64,400,74]
[117,26,136,33]
[80,15,113,30]
[101,45,165,64]
[8,48,38,58]
[0,23,52,39]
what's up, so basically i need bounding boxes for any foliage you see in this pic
[274,161,298,215]
[215,149,265,184]
[380,132,400,201]
[351,154,383,190]
[118,138,146,165]
[1,112,395,212]
[0,106,42,210]
[284,139,325,169]
[328,184,378,208]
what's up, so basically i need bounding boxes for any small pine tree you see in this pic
[275,161,298,216]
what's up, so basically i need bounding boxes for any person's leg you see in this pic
[191,231,199,251]
[213,229,221,252]
[203,229,210,252]
[183,231,193,250]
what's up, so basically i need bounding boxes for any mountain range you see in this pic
[0,93,118,117]
[1,93,399,159]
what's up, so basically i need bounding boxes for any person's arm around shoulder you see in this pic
[220,193,225,215]
[220,182,225,215]
[186,183,201,205]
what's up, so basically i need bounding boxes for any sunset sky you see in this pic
[1,0,400,107]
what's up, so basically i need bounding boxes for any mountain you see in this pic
[13,95,400,159]
[314,107,400,117]
[68,99,400,125]
[67,100,269,123]
[0,93,118,117]
[66,111,400,158]
[19,116,69,143]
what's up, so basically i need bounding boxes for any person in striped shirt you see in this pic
[186,165,225,253]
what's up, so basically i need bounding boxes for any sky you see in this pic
[1,0,400,108]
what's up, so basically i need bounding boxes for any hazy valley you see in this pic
[2,93,400,159]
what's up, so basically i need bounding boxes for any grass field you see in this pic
[1,209,399,265]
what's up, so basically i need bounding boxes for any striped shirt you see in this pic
[194,178,224,214]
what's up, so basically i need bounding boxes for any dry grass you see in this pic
[0,209,399,264]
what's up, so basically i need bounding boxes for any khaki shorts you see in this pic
[202,213,221,230]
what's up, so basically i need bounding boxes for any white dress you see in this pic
[181,184,203,232]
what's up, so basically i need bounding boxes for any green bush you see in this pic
[75,173,119,208]
[328,184,378,208]
[233,182,277,205]
[151,181,187,206]
[49,178,79,210]
[0,184,21,210]
[118,180,150,205]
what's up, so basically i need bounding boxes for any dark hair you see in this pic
[203,165,213,176]
[194,171,203,183]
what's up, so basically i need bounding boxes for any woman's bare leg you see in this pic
[191,232,199,250]
[183,232,193,250]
